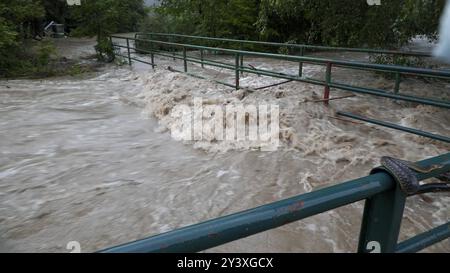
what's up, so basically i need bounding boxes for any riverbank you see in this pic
[1,37,107,79]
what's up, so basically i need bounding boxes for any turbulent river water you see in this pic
[0,38,449,252]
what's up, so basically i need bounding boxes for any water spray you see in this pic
[434,1,450,63]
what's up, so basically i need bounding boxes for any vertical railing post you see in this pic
[200,49,204,68]
[150,40,155,69]
[323,62,332,105]
[357,180,407,253]
[172,36,176,61]
[126,38,131,65]
[299,46,304,78]
[240,42,244,76]
[109,36,114,57]
[235,53,240,90]
[183,46,188,72]
[394,72,401,94]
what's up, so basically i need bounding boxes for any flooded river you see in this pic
[0,39,449,252]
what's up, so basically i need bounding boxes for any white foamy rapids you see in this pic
[140,71,284,152]
[138,67,449,158]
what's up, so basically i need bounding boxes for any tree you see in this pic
[155,0,260,40]
[152,0,446,48]
[0,0,46,76]
[70,0,145,37]
[255,0,445,47]
[69,0,146,61]
[0,0,45,39]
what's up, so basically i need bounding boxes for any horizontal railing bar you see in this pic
[130,47,229,71]
[112,44,129,49]
[114,53,128,59]
[330,83,450,108]
[130,57,155,67]
[136,32,432,57]
[337,112,450,143]
[116,45,319,87]
[331,81,387,93]
[240,65,440,104]
[115,41,450,109]
[243,65,302,77]
[136,49,329,89]
[125,40,450,80]
[133,46,322,81]
[239,67,326,86]
[129,51,324,89]
[396,222,450,253]
[100,174,394,253]
[99,153,450,253]
[126,46,185,62]
[126,45,239,71]
[111,36,450,78]
[118,44,325,87]
[147,53,447,109]
[332,63,450,80]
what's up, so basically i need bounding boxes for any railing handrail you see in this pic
[135,32,433,58]
[100,153,450,253]
[111,35,450,79]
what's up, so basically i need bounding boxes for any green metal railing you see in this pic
[337,112,450,144]
[100,153,450,253]
[135,32,433,58]
[111,35,450,107]
[110,34,450,144]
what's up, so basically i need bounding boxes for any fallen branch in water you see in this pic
[302,94,356,103]
[255,80,293,90]
[248,64,261,77]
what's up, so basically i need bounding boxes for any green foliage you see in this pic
[0,0,446,77]
[69,0,145,61]
[149,0,445,48]
[0,0,146,75]
[139,9,189,34]
[95,37,115,62]
[67,63,93,76]
[0,0,45,38]
[153,0,260,40]
[0,0,46,76]
[34,40,57,67]
[277,40,297,55]
[70,0,145,38]
[0,19,18,50]
[369,54,434,80]
[370,54,426,68]
[0,39,59,77]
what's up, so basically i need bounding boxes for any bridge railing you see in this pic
[134,32,433,58]
[110,34,450,144]
[100,153,450,253]
[111,35,450,106]
[106,34,450,253]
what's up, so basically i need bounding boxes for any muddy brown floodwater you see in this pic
[0,38,449,252]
